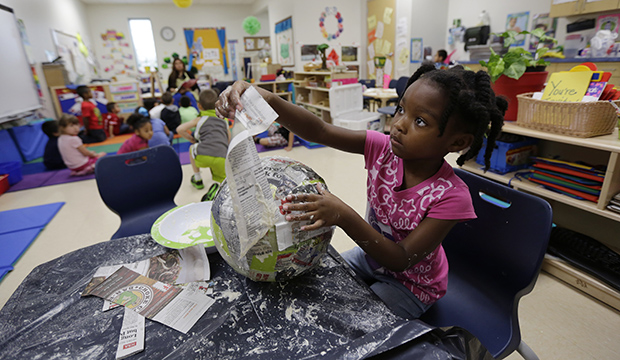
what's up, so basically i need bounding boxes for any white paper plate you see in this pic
[151,202,217,252]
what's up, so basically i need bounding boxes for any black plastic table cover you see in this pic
[0,234,491,359]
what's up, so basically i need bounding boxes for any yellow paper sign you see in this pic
[383,7,393,24]
[382,40,392,55]
[367,15,377,29]
[541,71,593,102]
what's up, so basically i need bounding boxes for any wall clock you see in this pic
[161,26,175,41]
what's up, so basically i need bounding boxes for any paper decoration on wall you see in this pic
[319,7,343,40]
[243,16,261,35]
[383,8,393,24]
[98,28,135,76]
[529,13,557,51]
[506,12,530,47]
[367,15,377,30]
[184,27,228,74]
[228,39,238,80]
[341,46,357,62]
[410,38,422,63]
[101,30,124,41]
[173,0,193,8]
[275,17,294,66]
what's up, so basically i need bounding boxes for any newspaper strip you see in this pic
[83,266,214,334]
[82,245,210,311]
[225,130,276,260]
[115,307,145,359]
[234,85,279,136]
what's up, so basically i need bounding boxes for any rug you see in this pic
[0,202,65,281]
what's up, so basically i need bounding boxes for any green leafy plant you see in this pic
[480,28,557,82]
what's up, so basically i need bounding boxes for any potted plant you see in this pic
[317,43,329,71]
[480,28,557,120]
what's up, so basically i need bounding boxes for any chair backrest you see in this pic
[395,76,409,98]
[420,168,552,358]
[388,79,397,89]
[358,79,376,89]
[95,145,183,239]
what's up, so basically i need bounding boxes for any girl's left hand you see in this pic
[282,184,349,231]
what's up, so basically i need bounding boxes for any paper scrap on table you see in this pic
[82,245,210,311]
[116,307,144,359]
[225,129,276,262]
[234,85,279,136]
[383,7,393,24]
[367,15,377,29]
[83,266,215,334]
[375,21,385,39]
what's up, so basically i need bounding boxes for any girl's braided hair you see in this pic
[397,64,507,171]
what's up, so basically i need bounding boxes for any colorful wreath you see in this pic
[319,7,343,40]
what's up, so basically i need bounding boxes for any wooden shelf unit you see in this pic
[462,122,620,310]
[252,80,294,102]
[293,70,358,123]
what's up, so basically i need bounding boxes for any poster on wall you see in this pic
[506,12,530,47]
[529,13,558,51]
[275,17,294,66]
[184,27,228,75]
[341,46,358,62]
[228,39,238,81]
[53,29,99,84]
[301,45,319,61]
[54,85,107,122]
[98,29,135,78]
[596,13,620,34]
[410,38,422,63]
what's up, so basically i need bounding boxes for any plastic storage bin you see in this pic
[329,84,383,132]
[475,135,537,174]
[0,161,23,185]
[0,174,9,195]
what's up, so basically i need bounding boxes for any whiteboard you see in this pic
[0,5,41,123]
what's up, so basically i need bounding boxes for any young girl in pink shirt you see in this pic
[217,64,506,319]
[57,114,106,176]
[117,114,153,154]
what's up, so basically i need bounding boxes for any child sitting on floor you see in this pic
[57,114,105,176]
[41,120,67,170]
[103,102,129,139]
[179,95,199,125]
[254,123,295,151]
[117,114,153,154]
[135,107,172,148]
[176,89,230,201]
[159,91,181,133]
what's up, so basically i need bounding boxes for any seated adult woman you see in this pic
[167,57,200,98]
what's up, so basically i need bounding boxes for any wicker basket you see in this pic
[516,93,619,138]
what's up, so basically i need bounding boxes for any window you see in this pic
[128,19,158,72]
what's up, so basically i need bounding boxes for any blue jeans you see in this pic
[341,247,431,319]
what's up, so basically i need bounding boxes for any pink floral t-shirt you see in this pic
[364,130,476,304]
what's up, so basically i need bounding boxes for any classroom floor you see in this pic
[1,146,619,359]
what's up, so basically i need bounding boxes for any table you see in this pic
[0,234,490,359]
[362,88,398,111]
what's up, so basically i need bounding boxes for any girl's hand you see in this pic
[215,81,272,119]
[282,184,349,231]
[216,82,250,119]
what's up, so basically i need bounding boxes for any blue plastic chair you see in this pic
[378,76,409,116]
[95,145,183,239]
[420,168,552,360]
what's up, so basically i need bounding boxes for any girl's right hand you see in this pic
[215,81,251,119]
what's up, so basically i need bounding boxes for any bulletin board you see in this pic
[184,27,228,74]
[366,0,395,79]
[51,29,98,84]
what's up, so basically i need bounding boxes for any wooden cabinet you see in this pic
[252,80,293,102]
[550,0,620,18]
[293,71,358,123]
[461,122,620,310]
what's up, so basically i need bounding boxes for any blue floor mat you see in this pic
[0,202,64,281]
